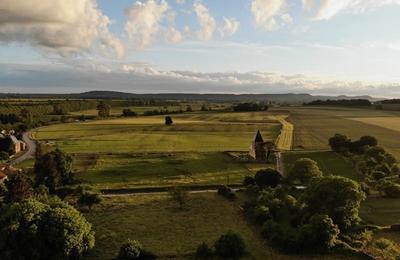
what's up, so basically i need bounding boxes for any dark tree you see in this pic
[97,101,111,118]
[329,134,351,153]
[254,168,282,187]
[169,186,188,209]
[186,105,193,112]
[0,136,15,155]
[78,191,102,210]
[34,149,74,192]
[4,174,34,202]
[165,116,173,125]
[214,231,246,258]
[122,109,137,117]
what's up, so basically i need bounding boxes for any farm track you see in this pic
[273,115,294,151]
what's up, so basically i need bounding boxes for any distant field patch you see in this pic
[287,107,400,158]
[350,117,400,133]
[74,152,269,190]
[272,115,293,150]
[282,151,358,180]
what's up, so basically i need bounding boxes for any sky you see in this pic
[1,0,400,97]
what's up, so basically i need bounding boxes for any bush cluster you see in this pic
[195,231,246,259]
[217,185,236,200]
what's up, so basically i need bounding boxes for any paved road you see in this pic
[10,131,36,166]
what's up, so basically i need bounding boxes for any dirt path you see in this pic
[273,115,294,151]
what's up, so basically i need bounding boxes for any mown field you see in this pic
[84,193,347,260]
[282,151,359,180]
[73,152,270,190]
[286,106,400,158]
[33,111,283,189]
[34,112,281,153]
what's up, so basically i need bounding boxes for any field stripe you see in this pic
[272,115,294,151]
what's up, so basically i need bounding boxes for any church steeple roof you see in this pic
[254,130,264,143]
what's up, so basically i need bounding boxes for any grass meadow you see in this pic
[84,193,347,260]
[33,111,282,189]
[73,152,271,190]
[34,112,281,153]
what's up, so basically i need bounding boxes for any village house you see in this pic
[10,135,26,154]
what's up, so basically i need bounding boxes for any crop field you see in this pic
[73,152,270,190]
[282,151,359,180]
[350,117,400,133]
[84,193,343,260]
[286,106,400,158]
[33,112,282,154]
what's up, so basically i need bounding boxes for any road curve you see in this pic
[10,131,36,166]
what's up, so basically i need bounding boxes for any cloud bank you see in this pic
[0,63,398,97]
[0,0,123,57]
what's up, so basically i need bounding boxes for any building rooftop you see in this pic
[254,130,264,143]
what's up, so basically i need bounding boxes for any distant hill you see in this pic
[0,91,380,104]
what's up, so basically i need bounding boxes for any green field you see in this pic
[84,193,344,260]
[34,112,281,153]
[282,150,359,180]
[32,111,282,189]
[73,152,269,190]
[286,106,400,158]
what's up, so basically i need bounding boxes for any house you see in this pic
[10,135,26,154]
[249,130,267,161]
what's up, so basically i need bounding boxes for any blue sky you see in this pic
[1,0,400,96]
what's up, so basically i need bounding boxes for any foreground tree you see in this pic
[0,198,95,259]
[287,158,323,184]
[302,176,365,231]
[214,231,246,258]
[34,149,74,192]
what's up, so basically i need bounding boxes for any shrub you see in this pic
[254,168,282,187]
[217,185,236,200]
[298,214,339,251]
[374,238,394,250]
[287,158,322,184]
[329,134,351,154]
[117,239,142,259]
[243,176,255,186]
[214,231,246,258]
[169,186,188,209]
[195,242,213,259]
[165,116,173,125]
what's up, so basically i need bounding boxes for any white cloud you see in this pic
[194,2,216,41]
[250,0,291,31]
[307,0,400,20]
[0,0,124,57]
[125,0,169,50]
[176,0,185,4]
[219,17,240,38]
[166,27,183,43]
